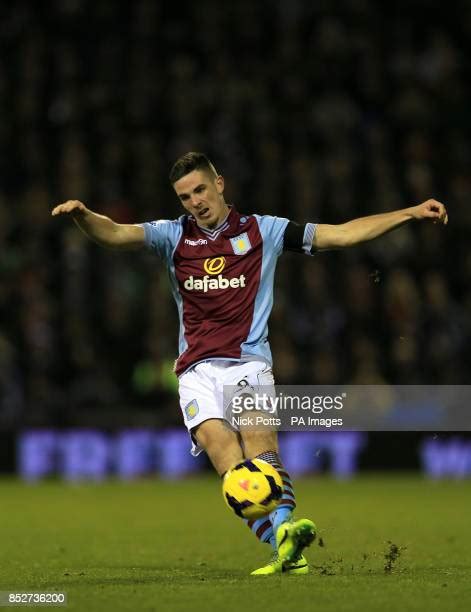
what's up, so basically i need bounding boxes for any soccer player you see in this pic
[51,152,448,575]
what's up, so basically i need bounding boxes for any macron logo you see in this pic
[184,238,208,246]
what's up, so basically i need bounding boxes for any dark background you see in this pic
[1,0,470,473]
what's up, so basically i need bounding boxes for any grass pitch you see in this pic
[0,475,470,611]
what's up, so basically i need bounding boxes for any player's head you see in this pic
[169,152,228,229]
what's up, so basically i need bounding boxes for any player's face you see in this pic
[174,170,228,229]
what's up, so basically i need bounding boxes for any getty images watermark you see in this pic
[230,390,346,429]
[223,385,471,431]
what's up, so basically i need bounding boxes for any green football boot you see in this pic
[250,552,309,576]
[284,554,309,575]
[276,518,317,566]
[250,552,282,576]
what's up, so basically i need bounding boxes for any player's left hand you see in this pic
[411,199,448,225]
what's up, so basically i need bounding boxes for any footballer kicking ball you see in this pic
[222,459,283,519]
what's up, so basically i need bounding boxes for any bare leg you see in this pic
[240,428,279,458]
[193,418,244,476]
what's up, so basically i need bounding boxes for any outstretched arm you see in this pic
[313,199,448,251]
[51,200,145,250]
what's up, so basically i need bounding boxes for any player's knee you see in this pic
[193,419,237,452]
[193,419,243,475]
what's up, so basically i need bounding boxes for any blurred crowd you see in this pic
[1,0,470,426]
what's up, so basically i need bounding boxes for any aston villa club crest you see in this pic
[230,232,252,255]
[184,399,199,420]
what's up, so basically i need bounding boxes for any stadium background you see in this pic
[1,0,470,479]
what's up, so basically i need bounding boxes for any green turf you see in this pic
[0,475,470,611]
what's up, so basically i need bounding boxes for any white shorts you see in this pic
[178,359,275,456]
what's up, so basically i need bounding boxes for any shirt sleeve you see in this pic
[254,215,290,257]
[138,218,184,262]
[283,221,318,255]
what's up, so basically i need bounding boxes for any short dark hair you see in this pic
[169,151,218,184]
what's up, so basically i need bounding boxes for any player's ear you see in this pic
[215,175,224,194]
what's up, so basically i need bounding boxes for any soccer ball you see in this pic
[222,459,283,519]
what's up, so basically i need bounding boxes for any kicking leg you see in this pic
[242,429,316,575]
[242,430,295,533]
[193,418,275,554]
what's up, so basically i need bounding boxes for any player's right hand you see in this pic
[51,200,88,217]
